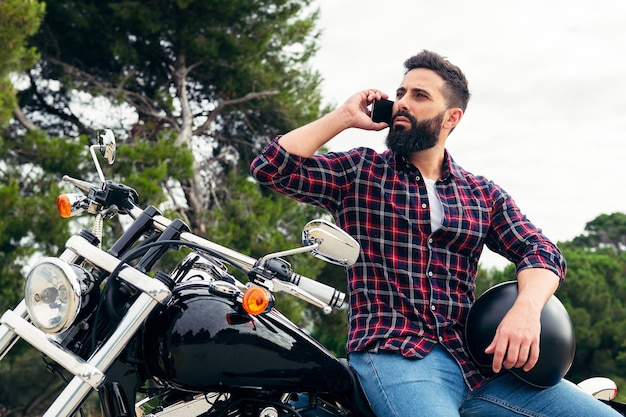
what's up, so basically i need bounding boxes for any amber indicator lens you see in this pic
[57,195,73,218]
[242,286,273,315]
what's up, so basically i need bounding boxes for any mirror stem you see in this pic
[89,145,106,183]
[256,244,319,268]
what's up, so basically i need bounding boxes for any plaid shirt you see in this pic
[250,138,566,390]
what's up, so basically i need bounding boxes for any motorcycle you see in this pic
[0,130,625,416]
[0,130,375,417]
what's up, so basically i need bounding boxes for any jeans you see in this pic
[349,345,621,417]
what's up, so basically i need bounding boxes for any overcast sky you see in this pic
[310,0,626,268]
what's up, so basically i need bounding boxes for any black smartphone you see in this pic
[371,98,394,124]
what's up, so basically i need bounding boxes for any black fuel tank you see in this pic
[143,282,353,393]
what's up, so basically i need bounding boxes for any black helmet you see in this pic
[465,281,575,388]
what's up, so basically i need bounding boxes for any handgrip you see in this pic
[287,273,345,309]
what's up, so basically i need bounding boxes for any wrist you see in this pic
[512,295,543,316]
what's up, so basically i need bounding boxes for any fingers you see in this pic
[363,89,388,104]
[485,335,539,374]
[523,342,540,372]
[513,341,531,368]
[344,89,390,131]
[485,338,507,373]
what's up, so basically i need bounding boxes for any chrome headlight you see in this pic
[24,257,93,334]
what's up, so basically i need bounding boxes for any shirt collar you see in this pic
[389,149,464,181]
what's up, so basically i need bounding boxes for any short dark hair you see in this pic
[404,50,470,112]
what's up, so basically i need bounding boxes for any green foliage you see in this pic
[474,262,517,297]
[14,0,325,239]
[0,0,328,414]
[12,129,87,178]
[570,212,626,253]
[26,0,322,143]
[555,213,626,397]
[557,245,626,386]
[0,341,101,416]
[0,130,89,310]
[0,0,44,127]
[111,135,195,206]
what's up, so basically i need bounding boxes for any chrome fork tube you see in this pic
[0,300,26,361]
[43,291,161,417]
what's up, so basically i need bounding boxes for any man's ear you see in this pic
[444,108,463,130]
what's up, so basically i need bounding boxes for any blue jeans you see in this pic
[349,345,621,417]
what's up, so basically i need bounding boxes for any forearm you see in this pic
[279,107,352,157]
[514,268,560,314]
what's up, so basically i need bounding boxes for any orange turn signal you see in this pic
[242,286,273,315]
[56,194,86,218]
[57,195,73,218]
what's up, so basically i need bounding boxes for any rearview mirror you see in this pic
[98,129,116,164]
[302,219,360,266]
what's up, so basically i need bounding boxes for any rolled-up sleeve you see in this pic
[485,186,567,284]
[250,139,297,184]
[250,138,362,213]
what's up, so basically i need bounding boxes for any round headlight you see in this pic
[24,257,85,334]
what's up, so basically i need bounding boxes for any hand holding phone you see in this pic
[371,98,394,124]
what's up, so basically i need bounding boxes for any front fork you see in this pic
[0,300,26,361]
[0,235,172,417]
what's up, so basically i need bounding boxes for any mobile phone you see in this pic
[371,98,394,124]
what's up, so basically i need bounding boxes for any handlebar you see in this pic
[62,175,96,194]
[61,174,346,311]
[127,206,346,311]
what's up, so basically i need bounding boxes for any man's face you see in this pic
[385,68,449,156]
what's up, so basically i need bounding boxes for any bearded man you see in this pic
[250,50,619,417]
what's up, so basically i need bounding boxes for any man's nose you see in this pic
[395,95,409,111]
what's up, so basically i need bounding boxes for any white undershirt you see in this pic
[424,177,443,232]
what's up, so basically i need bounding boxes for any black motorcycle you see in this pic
[0,130,625,416]
[0,130,376,417]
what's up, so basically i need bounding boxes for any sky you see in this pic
[311,0,626,268]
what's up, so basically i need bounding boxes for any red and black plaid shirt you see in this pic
[250,138,566,389]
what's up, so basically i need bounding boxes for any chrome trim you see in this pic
[43,292,161,416]
[24,257,84,334]
[140,392,217,416]
[64,235,171,303]
[59,246,82,264]
[209,281,240,298]
[0,310,105,388]
[134,208,257,272]
[0,300,26,361]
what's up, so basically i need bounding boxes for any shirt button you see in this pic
[431,305,436,311]
[421,203,427,208]
[428,238,433,244]
[439,336,443,342]
[428,271,433,277]
[415,175,421,181]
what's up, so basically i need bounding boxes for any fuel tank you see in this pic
[143,281,353,393]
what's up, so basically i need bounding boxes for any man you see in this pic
[250,50,618,416]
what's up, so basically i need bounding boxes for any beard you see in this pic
[385,110,445,156]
